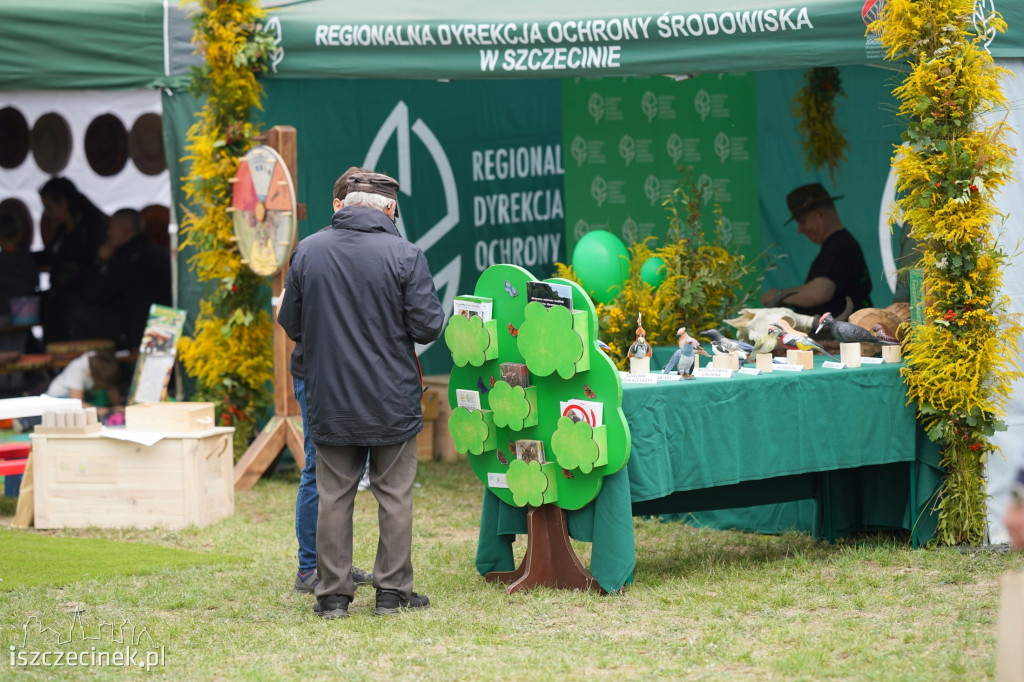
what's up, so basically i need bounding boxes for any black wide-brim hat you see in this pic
[785,182,843,224]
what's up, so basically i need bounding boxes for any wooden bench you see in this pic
[0,442,30,478]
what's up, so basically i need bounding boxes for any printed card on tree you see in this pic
[456,389,482,410]
[453,295,493,322]
[559,399,604,428]
[515,439,546,465]
[526,281,573,311]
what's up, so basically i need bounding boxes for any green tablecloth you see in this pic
[477,354,943,592]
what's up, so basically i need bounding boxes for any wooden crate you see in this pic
[31,427,235,530]
[416,420,435,461]
[125,402,216,432]
[423,375,459,462]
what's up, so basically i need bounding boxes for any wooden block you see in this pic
[712,354,739,371]
[882,345,902,363]
[33,423,102,435]
[840,342,862,368]
[31,428,234,530]
[787,349,814,370]
[416,420,435,461]
[125,402,215,432]
[420,389,439,421]
[629,356,650,374]
[755,353,774,372]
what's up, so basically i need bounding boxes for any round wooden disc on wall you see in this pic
[129,113,166,175]
[0,198,33,250]
[30,112,73,174]
[0,107,30,169]
[85,113,129,177]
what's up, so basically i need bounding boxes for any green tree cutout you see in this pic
[517,302,583,379]
[488,381,532,430]
[444,314,491,367]
[506,459,548,507]
[551,416,601,474]
[449,408,491,455]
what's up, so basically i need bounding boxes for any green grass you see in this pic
[0,531,245,591]
[2,460,1023,680]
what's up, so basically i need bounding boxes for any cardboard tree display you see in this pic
[446,264,630,592]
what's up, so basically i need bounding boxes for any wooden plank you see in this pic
[233,418,287,490]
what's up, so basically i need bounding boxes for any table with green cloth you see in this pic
[476,353,943,593]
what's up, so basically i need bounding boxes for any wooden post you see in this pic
[234,125,306,490]
[485,504,603,594]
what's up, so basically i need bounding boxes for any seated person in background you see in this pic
[45,348,122,417]
[35,177,108,345]
[0,210,39,325]
[70,208,172,351]
[760,183,873,318]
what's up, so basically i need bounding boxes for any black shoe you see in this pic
[374,589,430,616]
[351,566,374,586]
[313,594,351,620]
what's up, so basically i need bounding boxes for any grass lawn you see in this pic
[2,459,1023,680]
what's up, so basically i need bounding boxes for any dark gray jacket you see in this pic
[278,206,444,446]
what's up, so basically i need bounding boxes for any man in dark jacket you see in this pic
[278,171,445,620]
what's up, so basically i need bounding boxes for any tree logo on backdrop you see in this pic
[717,215,735,247]
[713,133,731,164]
[694,90,712,122]
[588,93,606,124]
[571,136,588,166]
[591,176,608,207]
[644,175,662,206]
[621,216,638,245]
[641,91,659,123]
[698,173,715,204]
[262,16,285,73]
[363,101,461,354]
[666,133,684,165]
[619,135,637,166]
[973,0,998,49]
[573,218,591,241]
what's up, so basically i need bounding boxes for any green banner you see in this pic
[562,73,760,262]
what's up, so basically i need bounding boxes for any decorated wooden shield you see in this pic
[231,145,297,277]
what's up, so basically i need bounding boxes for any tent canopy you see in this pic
[3,1,1023,90]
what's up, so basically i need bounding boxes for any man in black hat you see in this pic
[278,170,445,620]
[760,182,872,317]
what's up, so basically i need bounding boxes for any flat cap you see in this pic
[347,171,399,200]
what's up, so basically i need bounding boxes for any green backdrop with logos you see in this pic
[562,73,760,262]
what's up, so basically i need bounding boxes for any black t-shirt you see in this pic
[797,229,872,317]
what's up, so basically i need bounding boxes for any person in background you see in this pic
[71,208,171,350]
[760,183,873,318]
[278,171,444,619]
[288,166,374,595]
[45,348,122,417]
[1004,450,1024,549]
[0,210,39,324]
[35,177,108,346]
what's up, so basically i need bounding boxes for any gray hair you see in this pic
[344,191,394,213]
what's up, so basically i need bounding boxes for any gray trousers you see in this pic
[314,437,417,600]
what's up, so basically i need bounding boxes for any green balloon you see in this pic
[640,256,667,288]
[571,231,629,305]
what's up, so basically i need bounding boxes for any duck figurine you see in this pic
[816,312,899,345]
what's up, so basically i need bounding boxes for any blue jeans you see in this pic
[294,377,318,573]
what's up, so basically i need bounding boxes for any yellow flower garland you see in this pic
[875,1,1022,545]
[177,1,276,459]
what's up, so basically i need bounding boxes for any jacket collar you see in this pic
[331,205,401,238]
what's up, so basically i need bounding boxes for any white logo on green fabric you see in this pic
[622,217,638,245]
[262,17,285,73]
[694,90,712,122]
[973,0,997,49]
[697,173,715,205]
[717,215,734,247]
[591,176,608,207]
[588,93,605,124]
[573,219,591,241]
[363,101,461,354]
[666,133,684,165]
[714,132,731,164]
[571,136,588,166]
[619,135,636,166]
[641,91,658,123]
[643,175,661,205]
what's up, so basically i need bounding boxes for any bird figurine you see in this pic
[871,323,900,345]
[700,328,751,364]
[597,339,611,353]
[744,326,780,363]
[627,313,652,360]
[772,323,839,361]
[663,327,710,378]
[816,312,899,345]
